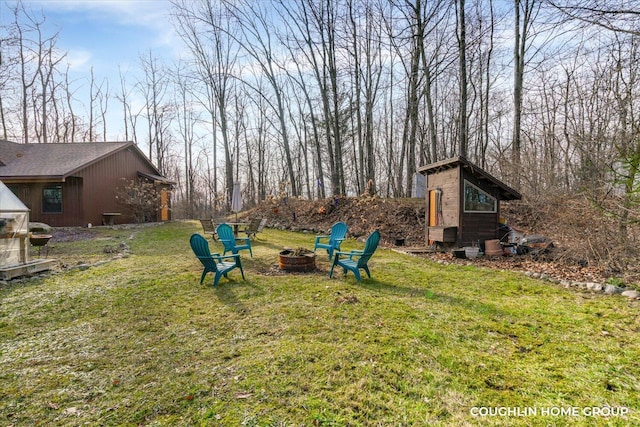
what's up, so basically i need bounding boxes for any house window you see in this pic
[464,180,496,213]
[42,185,63,213]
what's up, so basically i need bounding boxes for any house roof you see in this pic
[418,156,522,201]
[0,140,164,182]
[137,171,174,185]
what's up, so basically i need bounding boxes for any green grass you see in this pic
[1,221,639,426]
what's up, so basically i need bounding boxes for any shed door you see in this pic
[429,189,442,226]
[160,189,169,221]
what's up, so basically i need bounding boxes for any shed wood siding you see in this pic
[426,167,459,226]
[419,156,521,248]
[459,172,501,245]
[461,213,499,246]
[426,167,459,243]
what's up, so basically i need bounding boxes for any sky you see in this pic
[6,0,182,141]
[25,0,179,71]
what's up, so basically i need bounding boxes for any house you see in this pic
[0,140,173,227]
[418,156,522,248]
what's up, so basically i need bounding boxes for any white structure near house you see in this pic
[0,180,55,279]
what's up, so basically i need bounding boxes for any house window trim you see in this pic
[42,185,63,214]
[463,179,497,213]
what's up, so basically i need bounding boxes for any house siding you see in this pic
[3,144,171,227]
[76,147,160,226]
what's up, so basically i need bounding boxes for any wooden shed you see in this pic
[0,140,173,227]
[418,156,521,248]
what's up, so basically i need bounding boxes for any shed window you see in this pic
[464,180,496,213]
[42,185,63,213]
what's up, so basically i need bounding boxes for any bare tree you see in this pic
[346,0,384,196]
[12,1,59,143]
[171,0,239,211]
[87,66,99,141]
[512,0,539,183]
[219,0,300,197]
[173,65,200,218]
[456,0,469,158]
[0,27,12,139]
[281,0,345,196]
[547,0,640,36]
[98,79,109,141]
[275,0,330,198]
[139,50,173,174]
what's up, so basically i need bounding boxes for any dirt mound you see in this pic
[242,196,426,246]
[242,194,640,285]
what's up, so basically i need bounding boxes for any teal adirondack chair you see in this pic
[190,233,245,286]
[216,223,253,257]
[314,221,348,259]
[329,230,380,282]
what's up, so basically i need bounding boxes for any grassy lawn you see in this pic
[1,221,638,426]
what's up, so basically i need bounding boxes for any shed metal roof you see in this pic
[418,156,522,201]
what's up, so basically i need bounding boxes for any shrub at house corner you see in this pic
[115,178,166,223]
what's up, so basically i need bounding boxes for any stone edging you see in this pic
[401,250,640,301]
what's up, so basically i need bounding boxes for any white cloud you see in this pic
[34,0,172,23]
[27,0,176,48]
[64,48,93,72]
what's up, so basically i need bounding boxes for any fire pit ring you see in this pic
[278,249,316,272]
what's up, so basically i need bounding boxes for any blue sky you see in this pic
[25,0,178,73]
[7,0,181,140]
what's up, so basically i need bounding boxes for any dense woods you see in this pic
[1,0,639,237]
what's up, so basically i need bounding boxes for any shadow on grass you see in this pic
[0,274,50,298]
[356,278,507,317]
[207,274,267,315]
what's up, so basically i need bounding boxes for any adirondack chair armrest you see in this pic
[211,253,239,261]
[315,235,330,243]
[333,250,362,261]
[235,237,251,245]
[197,254,234,263]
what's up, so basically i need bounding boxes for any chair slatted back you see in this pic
[357,230,380,268]
[190,233,218,272]
[330,221,348,245]
[199,219,215,233]
[216,223,234,242]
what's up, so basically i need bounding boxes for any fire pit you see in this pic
[278,248,316,272]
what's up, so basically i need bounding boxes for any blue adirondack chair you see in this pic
[329,230,380,282]
[314,221,348,259]
[190,233,245,286]
[216,223,253,257]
